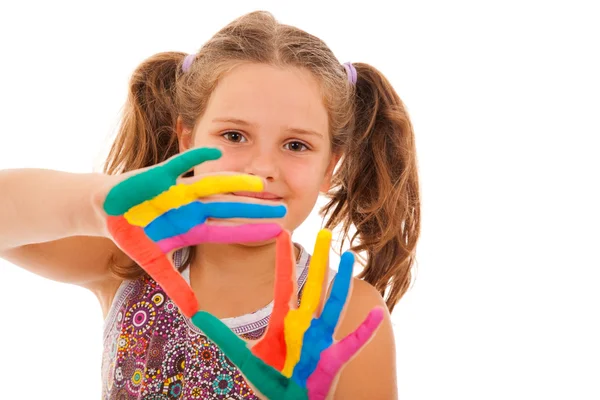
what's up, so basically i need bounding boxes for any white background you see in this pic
[0,1,598,399]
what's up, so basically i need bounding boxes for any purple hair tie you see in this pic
[182,53,196,73]
[343,62,357,85]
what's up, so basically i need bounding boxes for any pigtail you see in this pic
[322,63,421,312]
[104,51,187,175]
[103,51,189,279]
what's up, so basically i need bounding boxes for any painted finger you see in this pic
[282,229,331,377]
[315,251,354,336]
[191,311,307,400]
[143,202,206,242]
[143,201,286,242]
[252,230,296,370]
[204,201,286,220]
[305,307,384,399]
[124,175,264,226]
[106,216,198,318]
[291,251,354,386]
[156,223,282,253]
[103,147,221,216]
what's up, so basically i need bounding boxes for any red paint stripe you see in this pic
[251,230,295,371]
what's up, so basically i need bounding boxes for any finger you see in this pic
[204,201,287,220]
[297,229,331,315]
[251,230,296,371]
[156,223,282,253]
[282,229,331,377]
[291,251,354,386]
[124,175,264,227]
[106,216,198,318]
[305,307,384,399]
[191,311,307,400]
[143,201,205,242]
[103,147,221,216]
[314,251,354,337]
[143,202,286,242]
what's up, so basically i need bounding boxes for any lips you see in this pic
[231,191,283,201]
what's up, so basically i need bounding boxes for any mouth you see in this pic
[230,191,283,202]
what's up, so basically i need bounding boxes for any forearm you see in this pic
[0,168,107,250]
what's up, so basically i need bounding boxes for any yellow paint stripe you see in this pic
[281,229,331,377]
[123,175,263,226]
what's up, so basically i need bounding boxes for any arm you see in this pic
[0,168,129,295]
[333,279,398,399]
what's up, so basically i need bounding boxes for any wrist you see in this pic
[70,172,114,237]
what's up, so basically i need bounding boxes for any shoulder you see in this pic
[332,278,398,399]
[347,278,387,314]
[333,278,390,337]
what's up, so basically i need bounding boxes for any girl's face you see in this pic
[180,63,338,234]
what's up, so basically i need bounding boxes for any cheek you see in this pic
[284,158,327,192]
[282,161,326,220]
[286,172,316,195]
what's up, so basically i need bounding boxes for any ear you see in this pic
[319,153,342,193]
[176,116,193,152]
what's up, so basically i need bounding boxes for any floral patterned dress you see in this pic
[102,245,333,399]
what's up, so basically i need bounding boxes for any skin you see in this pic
[176,63,398,399]
[0,46,395,399]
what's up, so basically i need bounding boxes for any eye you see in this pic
[221,131,247,143]
[284,141,309,152]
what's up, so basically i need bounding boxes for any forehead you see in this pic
[202,63,329,134]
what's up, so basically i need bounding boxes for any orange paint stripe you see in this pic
[106,216,199,318]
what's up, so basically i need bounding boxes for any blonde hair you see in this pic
[104,11,420,312]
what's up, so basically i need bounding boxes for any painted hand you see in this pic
[191,229,385,399]
[101,147,286,318]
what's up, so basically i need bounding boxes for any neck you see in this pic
[191,241,299,288]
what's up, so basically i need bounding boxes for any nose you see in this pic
[243,146,279,183]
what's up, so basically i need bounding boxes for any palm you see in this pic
[192,230,384,400]
[101,147,285,318]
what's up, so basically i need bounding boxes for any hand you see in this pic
[191,229,385,399]
[100,147,286,318]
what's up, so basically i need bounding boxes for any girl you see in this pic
[0,10,420,399]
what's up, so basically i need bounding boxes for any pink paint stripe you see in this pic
[157,223,282,253]
[306,307,384,399]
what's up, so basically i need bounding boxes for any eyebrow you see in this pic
[212,117,324,139]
